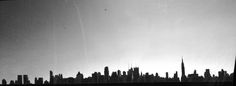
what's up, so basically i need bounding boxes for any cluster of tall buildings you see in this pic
[1,58,236,85]
[180,59,234,82]
[1,75,30,85]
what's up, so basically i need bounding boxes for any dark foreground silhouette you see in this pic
[1,58,236,86]
[0,82,234,86]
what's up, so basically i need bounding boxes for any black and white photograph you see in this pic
[0,0,236,86]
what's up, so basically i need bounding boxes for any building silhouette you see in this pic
[2,79,7,85]
[187,70,202,82]
[35,77,44,85]
[23,75,30,84]
[104,66,109,83]
[204,69,211,82]
[38,77,43,85]
[181,58,187,82]
[50,70,54,84]
[75,72,83,84]
[9,80,14,85]
[133,67,139,82]
[127,67,133,82]
[173,71,179,82]
[17,75,22,85]
[1,57,235,85]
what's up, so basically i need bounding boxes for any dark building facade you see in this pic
[104,66,109,82]
[17,75,22,85]
[23,75,30,84]
[204,69,211,82]
[2,79,7,85]
[181,58,187,82]
[50,70,54,84]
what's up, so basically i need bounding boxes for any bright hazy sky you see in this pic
[0,0,236,82]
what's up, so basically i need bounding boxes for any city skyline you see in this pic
[0,58,235,84]
[1,57,235,85]
[0,0,236,83]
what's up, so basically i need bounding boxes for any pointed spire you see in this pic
[181,56,186,82]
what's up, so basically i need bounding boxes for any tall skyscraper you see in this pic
[166,72,169,79]
[35,77,38,85]
[104,66,109,82]
[23,75,29,84]
[181,58,187,82]
[50,70,54,84]
[117,70,121,77]
[2,79,7,85]
[17,75,22,85]
[127,68,133,82]
[133,67,139,82]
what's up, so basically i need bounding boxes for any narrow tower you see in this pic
[233,56,236,86]
[50,70,54,84]
[104,66,109,82]
[181,57,187,82]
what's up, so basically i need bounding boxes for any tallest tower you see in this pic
[181,58,186,82]
[50,70,54,84]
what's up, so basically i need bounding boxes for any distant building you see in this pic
[34,77,37,84]
[166,72,169,79]
[23,75,30,84]
[9,80,14,85]
[35,77,44,85]
[50,70,54,84]
[173,71,179,82]
[123,71,126,76]
[117,70,121,77]
[14,80,17,85]
[38,77,43,85]
[188,70,201,82]
[121,71,127,83]
[2,79,7,85]
[110,72,118,83]
[17,75,22,85]
[133,67,139,82]
[127,68,133,82]
[44,80,49,84]
[75,72,83,84]
[92,72,99,83]
[181,58,187,82]
[155,73,159,78]
[204,69,211,82]
[104,66,109,82]
[54,74,63,84]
